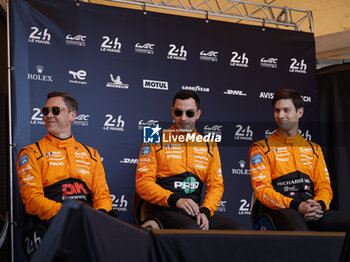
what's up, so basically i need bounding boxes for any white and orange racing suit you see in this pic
[249,129,332,212]
[136,126,223,218]
[17,133,112,220]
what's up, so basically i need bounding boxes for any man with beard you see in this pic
[136,90,246,230]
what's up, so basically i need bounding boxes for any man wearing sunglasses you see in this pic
[16,91,112,253]
[136,90,246,230]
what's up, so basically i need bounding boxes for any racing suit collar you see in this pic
[274,129,303,145]
[45,133,76,148]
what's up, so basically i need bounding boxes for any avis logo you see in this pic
[224,89,247,96]
[69,70,87,85]
[28,26,51,45]
[103,114,125,131]
[238,199,251,215]
[100,36,121,53]
[135,43,155,54]
[111,194,128,211]
[200,50,218,62]
[230,52,249,67]
[27,65,53,82]
[259,92,274,99]
[30,108,44,125]
[66,34,87,46]
[289,58,307,74]
[120,158,138,164]
[73,114,89,126]
[167,44,187,61]
[234,124,253,141]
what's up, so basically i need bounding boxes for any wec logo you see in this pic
[200,50,218,62]
[66,34,87,46]
[66,34,86,41]
[135,43,155,54]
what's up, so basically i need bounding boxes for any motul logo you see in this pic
[62,182,88,195]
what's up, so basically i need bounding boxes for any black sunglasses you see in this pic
[174,109,196,118]
[41,107,72,116]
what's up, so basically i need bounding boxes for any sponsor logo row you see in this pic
[28,26,308,73]
[111,192,251,215]
[27,64,311,102]
[31,110,312,142]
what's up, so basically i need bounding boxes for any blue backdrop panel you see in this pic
[9,0,318,260]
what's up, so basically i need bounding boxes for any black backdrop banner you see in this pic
[317,63,350,214]
[9,0,318,260]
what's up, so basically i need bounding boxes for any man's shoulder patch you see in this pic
[19,154,29,167]
[251,154,262,165]
[141,145,151,155]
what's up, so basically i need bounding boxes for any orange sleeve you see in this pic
[201,142,224,216]
[135,143,173,207]
[249,143,293,209]
[91,149,112,212]
[17,148,62,220]
[312,145,333,210]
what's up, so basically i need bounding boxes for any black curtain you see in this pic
[0,5,10,262]
[317,63,350,214]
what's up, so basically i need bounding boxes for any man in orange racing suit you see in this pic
[17,91,112,256]
[249,89,349,231]
[136,90,246,230]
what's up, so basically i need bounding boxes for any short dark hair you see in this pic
[173,90,200,109]
[47,91,79,112]
[272,89,304,110]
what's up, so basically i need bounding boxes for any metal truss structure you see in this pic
[1,0,313,32]
[102,0,314,32]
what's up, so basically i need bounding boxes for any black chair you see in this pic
[339,221,350,262]
[250,193,276,231]
[132,192,163,230]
